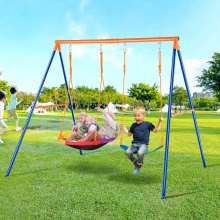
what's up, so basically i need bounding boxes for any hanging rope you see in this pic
[98,45,103,110]
[158,43,164,146]
[120,44,127,145]
[96,45,110,140]
[59,45,76,138]
[98,45,109,109]
[68,45,77,108]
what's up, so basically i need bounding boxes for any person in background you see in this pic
[0,91,8,144]
[7,87,23,131]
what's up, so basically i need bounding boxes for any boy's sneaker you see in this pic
[15,127,22,132]
[132,161,142,174]
[0,138,4,144]
[132,167,140,175]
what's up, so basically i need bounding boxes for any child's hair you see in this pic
[78,112,87,118]
[85,115,93,122]
[90,116,97,123]
[134,106,146,116]
[10,87,17,94]
[0,91,7,100]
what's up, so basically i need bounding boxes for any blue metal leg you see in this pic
[177,50,206,168]
[161,48,177,199]
[5,50,57,177]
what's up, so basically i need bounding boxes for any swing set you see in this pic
[5,36,207,199]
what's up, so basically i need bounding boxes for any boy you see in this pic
[0,91,8,144]
[121,106,163,174]
[7,87,23,131]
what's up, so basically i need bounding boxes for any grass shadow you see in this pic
[4,165,64,177]
[207,164,220,168]
[66,161,160,185]
[108,172,160,185]
[66,161,116,175]
[78,147,119,156]
[165,191,200,199]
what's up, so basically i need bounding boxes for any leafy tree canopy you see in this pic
[104,85,117,93]
[196,52,220,101]
[172,86,188,110]
[128,83,159,104]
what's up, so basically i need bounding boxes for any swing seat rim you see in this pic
[58,133,115,150]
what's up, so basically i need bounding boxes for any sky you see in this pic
[0,0,220,96]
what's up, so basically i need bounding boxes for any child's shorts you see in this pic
[7,109,18,120]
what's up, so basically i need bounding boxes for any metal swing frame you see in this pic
[5,36,206,199]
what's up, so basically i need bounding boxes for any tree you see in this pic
[197,52,220,101]
[0,80,10,97]
[128,83,160,107]
[104,85,117,93]
[172,86,188,111]
[18,92,35,110]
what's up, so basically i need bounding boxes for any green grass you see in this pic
[0,111,219,219]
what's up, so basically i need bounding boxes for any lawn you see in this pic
[0,110,219,219]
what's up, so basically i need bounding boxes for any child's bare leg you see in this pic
[0,127,7,135]
[0,120,8,135]
[80,131,97,142]
[67,132,82,141]
[7,111,12,121]
[66,132,76,140]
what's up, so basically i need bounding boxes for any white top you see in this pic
[88,124,97,132]
[0,101,5,120]
[7,93,19,110]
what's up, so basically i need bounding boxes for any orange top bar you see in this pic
[55,36,179,45]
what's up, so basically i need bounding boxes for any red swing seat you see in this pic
[58,132,115,150]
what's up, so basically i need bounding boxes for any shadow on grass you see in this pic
[165,191,200,199]
[66,161,160,185]
[207,164,220,168]
[66,161,116,175]
[4,165,64,177]
[77,147,119,156]
[108,172,160,185]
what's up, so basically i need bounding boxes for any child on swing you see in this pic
[121,106,163,174]
[79,108,120,142]
[66,112,88,141]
